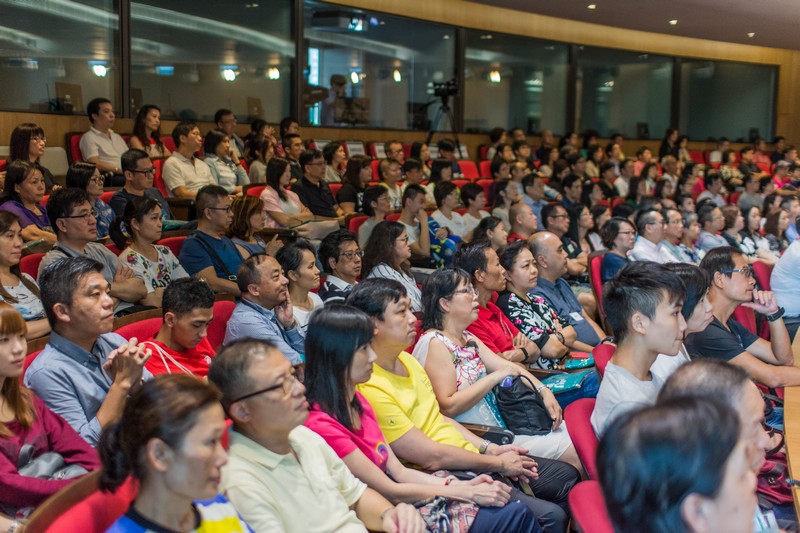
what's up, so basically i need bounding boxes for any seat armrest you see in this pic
[462,423,514,446]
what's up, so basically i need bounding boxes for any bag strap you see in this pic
[190,232,235,279]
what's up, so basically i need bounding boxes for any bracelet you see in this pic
[380,507,394,522]
[519,347,530,363]
[444,476,457,485]
[554,331,565,345]
[479,439,491,454]
[7,521,21,533]
[535,384,548,394]
[766,307,785,322]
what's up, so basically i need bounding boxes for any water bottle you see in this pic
[501,376,513,388]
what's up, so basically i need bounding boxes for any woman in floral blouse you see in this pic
[109,196,188,307]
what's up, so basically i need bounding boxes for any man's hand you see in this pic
[381,503,425,533]
[103,337,150,388]
[743,289,780,315]
[274,295,295,329]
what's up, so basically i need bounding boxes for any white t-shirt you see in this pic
[293,292,324,333]
[430,209,467,238]
[462,211,489,238]
[591,362,665,437]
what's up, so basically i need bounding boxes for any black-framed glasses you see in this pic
[62,208,98,220]
[131,167,156,175]
[452,287,478,297]
[207,206,233,213]
[230,375,297,403]
[88,176,105,184]
[722,267,753,278]
[339,249,364,260]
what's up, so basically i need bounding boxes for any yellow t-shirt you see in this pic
[356,352,479,453]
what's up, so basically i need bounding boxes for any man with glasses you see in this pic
[660,207,696,263]
[162,121,215,199]
[209,339,422,532]
[318,230,361,304]
[686,246,800,388]
[178,185,243,296]
[223,254,305,365]
[630,208,669,263]
[40,188,147,315]
[291,149,344,224]
[110,148,173,219]
[214,109,244,157]
[384,140,405,165]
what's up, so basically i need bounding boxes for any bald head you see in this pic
[509,202,537,237]
[658,359,749,407]
[530,231,567,280]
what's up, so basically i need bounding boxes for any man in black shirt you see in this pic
[111,149,173,219]
[291,149,344,224]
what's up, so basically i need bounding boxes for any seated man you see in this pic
[378,158,403,211]
[696,172,727,207]
[178,185,243,296]
[396,184,432,261]
[223,254,305,365]
[630,208,668,263]
[507,201,539,244]
[685,246,800,388]
[283,133,305,182]
[162,121,215,199]
[348,279,581,533]
[520,172,548,226]
[110,148,173,220]
[142,277,216,377]
[40,188,147,315]
[695,203,728,254]
[25,257,152,445]
[214,108,244,157]
[79,97,127,185]
[529,232,604,347]
[318,229,361,304]
[209,339,423,532]
[291,149,344,222]
[591,262,686,437]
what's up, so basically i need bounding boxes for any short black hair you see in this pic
[452,240,491,284]
[279,116,299,137]
[209,339,277,411]
[213,108,233,124]
[171,121,198,149]
[162,278,215,318]
[121,148,150,173]
[460,182,484,208]
[437,139,456,152]
[402,158,422,174]
[346,278,407,320]
[698,246,741,279]
[318,230,357,274]
[489,127,506,144]
[362,186,387,217]
[47,187,91,237]
[66,161,97,190]
[40,256,105,327]
[433,181,458,208]
[540,202,564,227]
[521,172,540,191]
[600,216,636,249]
[195,184,229,214]
[697,204,719,228]
[402,183,426,208]
[562,173,582,190]
[275,239,317,279]
[203,129,228,156]
[299,149,323,169]
[490,157,508,177]
[663,263,710,320]
[86,97,111,123]
[421,269,473,331]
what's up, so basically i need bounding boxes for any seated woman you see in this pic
[624,176,647,209]
[0,160,56,246]
[275,239,323,332]
[337,155,372,216]
[490,179,521,229]
[109,196,188,308]
[260,157,315,228]
[101,375,252,532]
[430,181,467,239]
[719,150,744,188]
[409,142,431,179]
[566,204,598,255]
[244,137,273,184]
[599,217,636,282]
[720,205,758,264]
[471,216,508,251]
[204,129,249,195]
[763,208,790,256]
[226,195,282,258]
[740,206,777,266]
[0,212,49,339]
[363,221,422,313]
[323,142,347,184]
[128,105,171,158]
[588,204,610,251]
[7,123,57,192]
[598,396,755,533]
[66,161,115,239]
[460,183,490,240]
[303,304,540,533]
[412,269,582,472]
[358,186,390,248]
[424,159,453,206]
[0,303,99,523]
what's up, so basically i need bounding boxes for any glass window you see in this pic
[0,0,118,114]
[302,0,456,130]
[130,0,294,123]
[464,32,568,135]
[576,47,672,139]
[679,60,776,142]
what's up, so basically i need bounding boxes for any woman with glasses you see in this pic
[304,304,541,533]
[0,160,56,246]
[599,216,636,283]
[413,269,581,470]
[128,105,171,158]
[66,161,115,239]
[363,221,423,312]
[225,195,282,258]
[7,123,57,192]
[101,375,252,532]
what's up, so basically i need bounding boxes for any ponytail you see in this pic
[98,422,134,493]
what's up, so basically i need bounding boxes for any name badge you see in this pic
[569,312,584,322]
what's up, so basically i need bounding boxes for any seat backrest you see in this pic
[476,179,494,202]
[732,305,757,335]
[152,158,168,197]
[589,253,606,319]
[40,147,69,177]
[592,343,616,378]
[568,480,615,533]
[66,132,84,164]
[479,160,492,178]
[370,159,380,179]
[23,349,43,377]
[459,160,479,180]
[752,260,772,291]
[208,299,236,350]
[452,179,470,190]
[245,184,266,198]
[20,253,44,280]
[115,317,161,342]
[105,242,121,256]
[156,235,187,257]
[329,182,343,198]
[563,398,599,480]
[99,191,116,205]
[348,215,369,235]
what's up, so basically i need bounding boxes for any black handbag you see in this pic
[493,375,553,436]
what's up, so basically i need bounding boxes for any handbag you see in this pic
[492,375,553,436]
[17,444,89,481]
[414,471,479,533]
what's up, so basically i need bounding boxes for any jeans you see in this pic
[554,370,600,410]
[471,501,542,533]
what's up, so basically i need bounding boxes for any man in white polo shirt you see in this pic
[162,121,215,199]
[79,97,128,185]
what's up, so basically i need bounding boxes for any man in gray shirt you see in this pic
[223,254,305,365]
[24,257,151,445]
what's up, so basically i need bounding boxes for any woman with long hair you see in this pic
[424,158,453,206]
[304,304,540,533]
[763,208,791,256]
[740,205,777,265]
[203,129,249,195]
[337,155,373,216]
[129,105,170,158]
[323,142,347,184]
[109,196,188,308]
[7,123,57,192]
[409,142,431,178]
[490,179,521,229]
[625,176,647,208]
[584,145,604,179]
[0,212,49,338]
[225,195,282,257]
[471,216,509,251]
[720,205,757,263]
[275,239,323,331]
[243,137,274,183]
[363,221,422,312]
[566,204,596,254]
[0,160,56,245]
[101,375,251,532]
[0,303,98,523]
[66,161,115,239]
[260,157,315,228]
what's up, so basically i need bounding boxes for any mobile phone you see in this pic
[22,239,45,249]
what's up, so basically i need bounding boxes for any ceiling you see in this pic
[474,0,800,51]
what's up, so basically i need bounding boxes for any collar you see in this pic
[48,330,106,368]
[54,240,88,257]
[637,237,661,251]
[172,151,195,164]
[89,126,114,137]
[325,275,354,291]
[229,426,306,469]
[240,297,278,320]
[536,276,557,290]
[301,175,322,189]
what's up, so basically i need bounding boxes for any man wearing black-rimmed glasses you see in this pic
[686,246,800,389]
[109,148,173,220]
[318,229,361,304]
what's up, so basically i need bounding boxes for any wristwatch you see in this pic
[766,307,785,322]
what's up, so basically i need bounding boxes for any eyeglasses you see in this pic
[207,206,233,213]
[339,249,364,260]
[88,176,105,184]
[230,374,298,403]
[396,236,409,243]
[131,167,156,175]
[307,161,326,167]
[617,230,636,235]
[550,214,569,219]
[453,287,478,297]
[62,208,98,221]
[722,267,754,278]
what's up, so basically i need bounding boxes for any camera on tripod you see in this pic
[432,79,459,99]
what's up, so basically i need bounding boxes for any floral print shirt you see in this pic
[121,245,189,292]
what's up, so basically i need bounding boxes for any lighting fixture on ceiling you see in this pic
[668,19,678,25]
[88,60,108,77]
[587,4,596,10]
[220,65,239,81]
[392,69,402,82]
[489,70,501,83]
[267,67,280,80]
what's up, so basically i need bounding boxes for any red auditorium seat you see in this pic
[568,481,614,533]
[370,159,381,179]
[161,136,176,153]
[348,215,369,234]
[329,182,343,198]
[752,260,772,290]
[207,299,236,350]
[245,185,266,197]
[588,253,606,320]
[592,343,616,378]
[105,243,121,256]
[152,158,168,197]
[564,398,600,480]
[479,160,492,178]
[156,235,187,257]
[66,132,84,164]
[99,190,116,205]
[20,253,44,279]
[452,179,470,190]
[459,161,479,180]
[115,317,161,341]
[476,179,494,201]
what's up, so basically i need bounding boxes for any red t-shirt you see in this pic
[466,301,519,354]
[305,391,390,472]
[507,232,526,243]
[143,337,216,377]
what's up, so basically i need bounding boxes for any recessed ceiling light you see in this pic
[480,34,493,40]
[587,4,597,9]
[669,19,678,25]
[747,32,755,38]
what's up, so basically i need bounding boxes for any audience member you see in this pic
[162,121,215,198]
[282,133,304,181]
[110,148,173,220]
[357,186,390,248]
[203,129,249,195]
[491,179,521,229]
[109,196,187,308]
[709,137,730,164]
[460,182,489,239]
[472,215,509,251]
[437,139,463,177]
[66,161,115,239]
[613,159,635,197]
[128,104,170,158]
[363,220,423,312]
[378,158,404,211]
[0,303,99,522]
[678,212,702,263]
[431,181,466,239]
[697,172,726,207]
[384,139,405,165]
[599,216,635,282]
[521,173,548,225]
[782,195,800,241]
[318,229,361,304]
[178,185,243,296]
[337,155,372,215]
[630,208,668,263]
[244,137,273,183]
[291,149,344,222]
[771,240,800,340]
[402,158,425,188]
[741,205,777,265]
[720,204,757,261]
[565,204,597,255]
[696,204,728,254]
[763,208,791,255]
[79,97,127,184]
[587,204,610,250]
[396,184,433,263]
[0,160,56,245]
[214,108,244,157]
[507,202,538,243]
[7,123,57,191]
[260,157,313,229]
[142,278,216,377]
[591,262,686,436]
[275,239,322,331]
[101,375,250,532]
[323,141,347,183]
[25,257,152,445]
[660,207,694,263]
[209,339,424,532]
[409,142,431,178]
[225,195,277,258]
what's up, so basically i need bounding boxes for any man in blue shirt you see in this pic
[223,254,305,365]
[178,184,243,296]
[25,256,152,445]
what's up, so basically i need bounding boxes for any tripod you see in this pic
[424,96,463,159]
